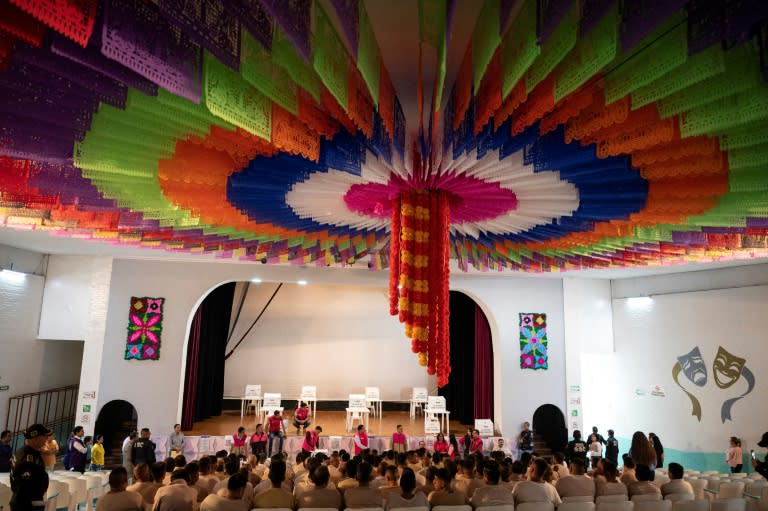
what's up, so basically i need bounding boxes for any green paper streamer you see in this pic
[241,32,298,115]
[357,3,380,107]
[205,52,272,139]
[605,22,688,105]
[272,26,322,103]
[525,2,577,93]
[418,0,447,111]
[554,5,618,102]
[313,2,349,110]
[501,0,539,98]
[472,0,501,92]
[679,85,768,138]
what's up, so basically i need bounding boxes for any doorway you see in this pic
[95,400,137,468]
[532,404,567,453]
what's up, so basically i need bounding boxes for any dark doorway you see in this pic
[95,400,137,468]
[439,291,494,425]
[532,404,567,453]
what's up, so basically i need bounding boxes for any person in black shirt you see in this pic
[517,422,534,458]
[565,430,589,465]
[0,430,12,472]
[751,431,768,478]
[10,424,50,511]
[591,427,606,445]
[131,428,156,466]
[605,429,619,465]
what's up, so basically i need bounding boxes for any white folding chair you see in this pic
[365,387,381,418]
[731,475,747,480]
[516,503,555,511]
[300,385,318,419]
[664,494,694,502]
[562,497,596,503]
[634,500,672,511]
[432,506,473,511]
[672,501,710,511]
[654,477,671,487]
[558,502,596,511]
[631,495,662,502]
[597,496,629,504]
[410,387,428,418]
[245,384,263,416]
[710,499,746,511]
[597,501,635,511]
[48,479,74,511]
[745,481,767,497]
[718,483,745,499]
[690,480,708,500]
[61,477,87,511]
[476,505,514,511]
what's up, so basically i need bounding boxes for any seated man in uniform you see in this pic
[660,463,694,497]
[10,424,50,511]
[555,458,595,499]
[628,464,661,498]
[470,460,514,508]
[96,467,144,511]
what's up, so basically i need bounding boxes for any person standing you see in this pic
[392,425,407,454]
[267,411,286,456]
[565,430,589,466]
[589,433,603,470]
[123,431,138,482]
[751,431,768,478]
[10,424,50,511]
[726,437,743,473]
[605,429,619,465]
[131,428,157,467]
[1,430,13,472]
[169,424,185,457]
[649,433,664,469]
[591,427,606,445]
[517,422,533,459]
[39,434,58,472]
[65,426,87,473]
[353,424,369,455]
[90,435,105,471]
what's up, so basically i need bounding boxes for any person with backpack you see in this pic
[10,424,50,511]
[64,426,87,473]
[565,430,589,465]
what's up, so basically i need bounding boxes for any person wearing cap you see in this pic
[10,424,50,511]
[752,432,768,478]
[605,429,619,465]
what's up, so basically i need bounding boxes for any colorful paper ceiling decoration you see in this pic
[2,0,768,382]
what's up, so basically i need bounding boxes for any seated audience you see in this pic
[454,458,484,498]
[628,464,661,498]
[152,469,198,511]
[97,467,145,511]
[297,465,342,509]
[551,452,570,481]
[252,459,294,509]
[513,458,561,506]
[556,458,595,499]
[428,467,468,506]
[213,458,254,503]
[127,463,163,506]
[596,460,628,497]
[385,467,427,511]
[620,455,638,486]
[660,463,694,497]
[200,473,249,511]
[470,460,515,508]
[344,461,384,508]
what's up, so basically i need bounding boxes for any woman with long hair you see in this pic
[649,433,665,469]
[630,431,657,475]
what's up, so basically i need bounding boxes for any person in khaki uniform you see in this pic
[555,458,595,499]
[428,468,467,506]
[97,467,145,511]
[200,473,248,511]
[252,460,294,509]
[344,462,384,508]
[152,469,198,511]
[297,465,341,509]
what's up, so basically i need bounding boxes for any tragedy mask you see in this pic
[677,347,707,387]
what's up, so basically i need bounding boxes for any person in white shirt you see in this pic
[492,438,513,458]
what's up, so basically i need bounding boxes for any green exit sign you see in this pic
[0,385,9,392]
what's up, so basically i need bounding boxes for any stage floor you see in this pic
[188,409,470,438]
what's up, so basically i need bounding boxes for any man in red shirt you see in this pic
[267,411,286,456]
[292,402,311,435]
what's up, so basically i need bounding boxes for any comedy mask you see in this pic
[713,346,745,389]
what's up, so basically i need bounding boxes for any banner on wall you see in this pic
[519,312,548,370]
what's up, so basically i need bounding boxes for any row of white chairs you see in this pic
[238,501,753,511]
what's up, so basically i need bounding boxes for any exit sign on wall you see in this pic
[0,385,9,391]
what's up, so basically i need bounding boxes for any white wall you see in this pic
[0,260,83,425]
[599,264,768,455]
[453,276,567,439]
[224,283,431,400]
[39,255,101,340]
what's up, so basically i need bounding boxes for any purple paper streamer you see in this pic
[51,34,158,97]
[329,0,359,57]
[29,162,117,209]
[537,0,574,45]
[394,96,406,158]
[687,0,768,56]
[620,0,687,53]
[158,0,241,71]
[14,44,127,109]
[500,0,521,34]
[671,231,708,246]
[221,0,273,51]
[101,0,203,103]
[259,0,312,64]
[746,217,768,228]
[579,0,618,36]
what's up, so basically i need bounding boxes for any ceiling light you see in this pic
[0,269,27,283]
[251,277,262,283]
[297,280,308,286]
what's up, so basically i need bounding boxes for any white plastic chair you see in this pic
[718,483,745,499]
[562,497,596,503]
[0,485,13,511]
[343,508,385,511]
[432,506,472,511]
[710,499,746,511]
[301,508,347,511]
[672,501,710,511]
[689,480,708,500]
[61,477,87,511]
[654,477,671,488]
[47,479,73,511]
[476,505,515,511]
[631,495,662,502]
[744,481,767,497]
[596,496,629,504]
[558,502,596,511]
[517,503,555,511]
[664,494,694,502]
[731,474,747,480]
[634,499,672,511]
[598,502,635,511]
[409,387,428,418]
